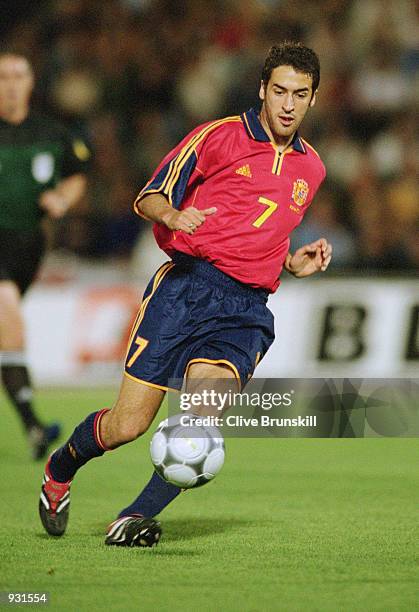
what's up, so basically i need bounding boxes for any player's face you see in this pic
[0,56,34,115]
[259,65,316,147]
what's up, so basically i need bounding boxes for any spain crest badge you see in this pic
[292,179,309,207]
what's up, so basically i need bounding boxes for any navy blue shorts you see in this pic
[124,253,275,390]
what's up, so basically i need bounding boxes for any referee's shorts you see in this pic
[0,227,45,294]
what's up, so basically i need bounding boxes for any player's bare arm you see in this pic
[285,238,332,277]
[38,173,87,219]
[138,192,217,235]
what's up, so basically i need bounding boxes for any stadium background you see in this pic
[1,2,418,611]
[2,0,417,383]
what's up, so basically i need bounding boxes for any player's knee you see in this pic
[0,282,24,320]
[0,284,25,349]
[117,419,150,443]
[108,408,152,444]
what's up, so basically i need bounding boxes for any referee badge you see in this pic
[32,152,55,183]
[292,179,309,207]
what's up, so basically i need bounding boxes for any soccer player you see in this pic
[0,53,90,459]
[39,42,332,545]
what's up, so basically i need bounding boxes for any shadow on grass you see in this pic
[160,517,253,542]
[109,547,201,557]
[35,517,255,549]
[85,517,254,541]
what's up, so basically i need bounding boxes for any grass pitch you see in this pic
[0,389,417,611]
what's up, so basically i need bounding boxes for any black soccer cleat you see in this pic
[29,423,61,461]
[39,457,71,536]
[105,515,162,548]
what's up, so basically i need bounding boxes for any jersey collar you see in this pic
[241,107,306,153]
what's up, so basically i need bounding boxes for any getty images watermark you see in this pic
[178,412,317,430]
[178,388,317,429]
[167,378,419,437]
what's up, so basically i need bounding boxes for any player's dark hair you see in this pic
[262,42,320,93]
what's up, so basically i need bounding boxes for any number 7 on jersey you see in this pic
[252,196,278,228]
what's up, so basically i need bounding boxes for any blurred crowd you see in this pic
[2,0,418,273]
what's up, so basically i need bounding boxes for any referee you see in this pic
[0,53,90,459]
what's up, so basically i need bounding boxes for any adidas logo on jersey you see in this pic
[235,164,252,178]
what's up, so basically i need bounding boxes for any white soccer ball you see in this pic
[150,413,225,489]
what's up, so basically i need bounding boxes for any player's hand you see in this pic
[286,238,332,277]
[39,190,69,219]
[161,206,217,235]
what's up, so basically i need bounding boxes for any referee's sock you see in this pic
[117,472,182,519]
[1,351,42,431]
[49,409,110,483]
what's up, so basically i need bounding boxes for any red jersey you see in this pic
[134,108,326,292]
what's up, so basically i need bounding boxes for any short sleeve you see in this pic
[134,116,242,214]
[60,129,92,178]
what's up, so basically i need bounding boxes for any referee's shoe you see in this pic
[29,423,61,461]
[39,456,71,536]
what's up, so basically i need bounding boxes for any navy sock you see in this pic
[49,409,109,482]
[118,472,181,518]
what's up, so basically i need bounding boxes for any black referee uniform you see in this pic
[0,112,90,293]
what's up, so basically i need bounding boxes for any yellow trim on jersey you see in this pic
[276,147,293,175]
[271,144,293,176]
[126,262,175,352]
[301,138,321,158]
[124,371,179,393]
[134,116,241,209]
[133,182,157,217]
[270,143,280,174]
[242,112,256,139]
[165,116,242,203]
[185,358,242,391]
